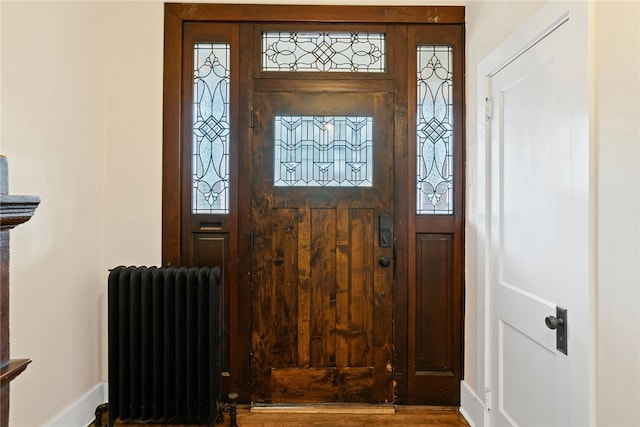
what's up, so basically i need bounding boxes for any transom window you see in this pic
[262,31,386,72]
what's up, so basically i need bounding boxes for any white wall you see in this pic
[1,1,163,425]
[593,1,640,425]
[2,2,108,425]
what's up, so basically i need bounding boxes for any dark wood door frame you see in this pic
[162,3,465,405]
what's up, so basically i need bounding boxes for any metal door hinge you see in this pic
[485,97,493,120]
[484,387,492,412]
[393,245,397,279]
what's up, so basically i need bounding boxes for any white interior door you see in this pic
[485,3,591,426]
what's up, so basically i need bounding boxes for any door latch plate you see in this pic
[556,306,568,355]
[379,214,391,248]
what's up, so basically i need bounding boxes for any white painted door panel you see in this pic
[486,4,590,426]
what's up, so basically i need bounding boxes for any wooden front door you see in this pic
[251,92,395,403]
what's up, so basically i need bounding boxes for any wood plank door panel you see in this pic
[251,92,394,404]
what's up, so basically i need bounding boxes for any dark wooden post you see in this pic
[0,155,40,427]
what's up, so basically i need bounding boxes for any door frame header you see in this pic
[165,3,465,24]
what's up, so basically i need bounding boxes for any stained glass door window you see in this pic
[192,43,231,213]
[416,45,453,214]
[262,31,385,72]
[274,116,373,187]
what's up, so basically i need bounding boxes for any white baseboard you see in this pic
[43,382,107,427]
[460,380,485,427]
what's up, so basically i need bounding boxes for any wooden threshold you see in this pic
[250,403,396,415]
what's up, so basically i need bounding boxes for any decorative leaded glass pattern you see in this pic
[274,116,373,187]
[192,43,231,214]
[262,32,385,72]
[416,46,453,214]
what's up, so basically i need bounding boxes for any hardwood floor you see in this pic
[223,405,470,426]
[106,405,470,427]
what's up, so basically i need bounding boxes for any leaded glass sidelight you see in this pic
[192,43,231,214]
[416,46,454,214]
[262,32,385,72]
[274,116,373,187]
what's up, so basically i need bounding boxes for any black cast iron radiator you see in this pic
[107,266,222,426]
